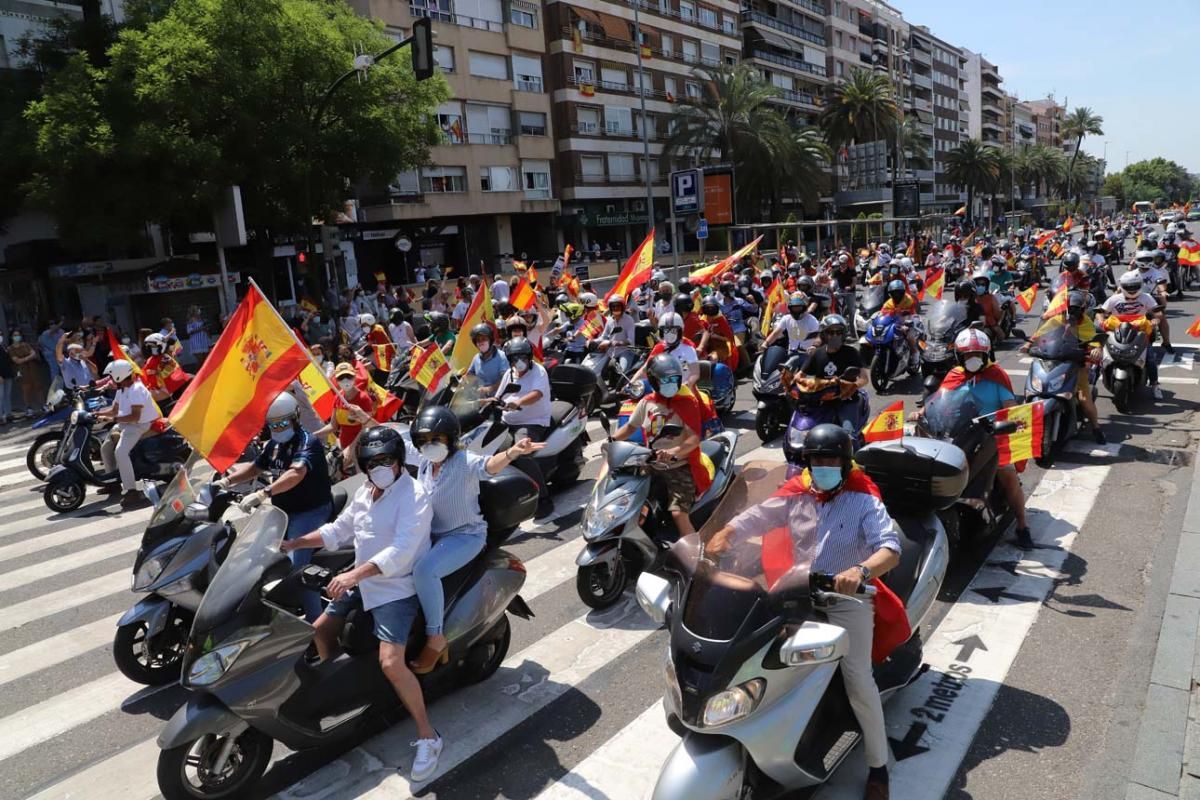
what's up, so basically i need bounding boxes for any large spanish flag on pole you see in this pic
[605,229,656,302]
[688,236,765,285]
[449,279,495,372]
[168,282,310,471]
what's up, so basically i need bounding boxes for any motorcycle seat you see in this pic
[699,437,730,465]
[550,400,575,428]
[330,487,349,518]
[880,516,937,606]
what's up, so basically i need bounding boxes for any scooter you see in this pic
[635,436,966,798]
[864,312,921,393]
[853,283,887,343]
[26,386,108,481]
[780,370,870,477]
[154,468,538,800]
[1022,326,1097,469]
[920,300,969,400]
[43,409,190,512]
[575,413,738,609]
[696,360,736,416]
[1101,317,1152,413]
[751,343,795,443]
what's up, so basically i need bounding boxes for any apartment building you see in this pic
[742,0,827,123]
[352,0,560,275]
[1025,96,1064,149]
[915,27,966,212]
[544,0,742,254]
[962,48,1003,146]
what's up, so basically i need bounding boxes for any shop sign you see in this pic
[146,272,241,294]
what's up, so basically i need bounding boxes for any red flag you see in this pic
[606,229,656,301]
[1186,316,1200,338]
[862,400,904,442]
[353,360,402,422]
[1034,230,1055,247]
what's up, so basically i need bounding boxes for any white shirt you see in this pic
[1102,292,1159,317]
[389,322,415,352]
[662,340,699,366]
[452,301,470,323]
[496,362,553,427]
[774,313,820,351]
[1138,267,1169,293]
[601,314,637,346]
[116,381,160,425]
[318,475,432,610]
[491,279,510,302]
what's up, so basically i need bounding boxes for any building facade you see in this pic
[1025,96,1064,150]
[743,0,827,124]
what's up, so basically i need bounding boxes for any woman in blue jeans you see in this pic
[407,405,542,673]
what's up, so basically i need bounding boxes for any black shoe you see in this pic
[1092,427,1107,445]
[864,766,890,800]
[534,500,555,520]
[1164,343,1176,355]
[1015,527,1035,550]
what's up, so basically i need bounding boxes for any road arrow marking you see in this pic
[951,635,988,662]
[888,722,930,761]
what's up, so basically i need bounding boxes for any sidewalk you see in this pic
[1126,441,1200,800]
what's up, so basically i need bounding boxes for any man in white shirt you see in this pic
[763,292,821,354]
[97,359,162,509]
[282,426,443,781]
[495,337,555,518]
[491,274,510,303]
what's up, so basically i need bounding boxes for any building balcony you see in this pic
[408,3,503,32]
[981,100,1002,116]
[570,122,659,140]
[774,87,822,110]
[748,48,827,78]
[910,97,932,113]
[467,132,513,145]
[982,82,1003,99]
[910,46,931,65]
[741,10,826,47]
[629,0,729,36]
[768,0,826,19]
[566,75,671,102]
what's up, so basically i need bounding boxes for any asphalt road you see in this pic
[1,232,1197,800]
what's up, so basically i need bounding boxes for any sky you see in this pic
[896,1,1200,176]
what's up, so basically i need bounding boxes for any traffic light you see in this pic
[296,250,307,265]
[411,17,434,81]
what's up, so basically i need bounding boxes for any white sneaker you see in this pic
[1153,384,1164,400]
[410,735,443,782]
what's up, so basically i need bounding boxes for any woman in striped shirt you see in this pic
[185,307,211,367]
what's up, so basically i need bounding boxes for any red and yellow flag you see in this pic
[862,400,904,443]
[1016,284,1038,312]
[606,229,656,301]
[373,343,396,373]
[688,236,765,285]
[953,205,967,217]
[1062,215,1074,232]
[1178,241,1200,267]
[760,279,787,337]
[578,310,606,342]
[408,343,451,394]
[562,244,575,276]
[1049,241,1064,259]
[168,283,310,472]
[449,279,495,371]
[962,228,979,246]
[924,267,945,301]
[994,402,1045,466]
[297,362,336,421]
[354,360,401,422]
[1042,284,1070,319]
[1186,315,1200,338]
[510,276,537,311]
[1034,230,1056,248]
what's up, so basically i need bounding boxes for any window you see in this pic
[581,155,605,181]
[409,0,452,22]
[682,40,698,64]
[518,111,547,136]
[635,112,655,138]
[389,169,420,197]
[465,102,512,144]
[721,13,736,34]
[522,160,552,198]
[836,60,845,77]
[469,51,508,79]
[701,41,719,65]
[660,33,673,57]
[576,107,600,134]
[480,166,518,192]
[770,73,793,90]
[601,66,628,90]
[698,6,717,28]
[724,53,736,66]
[685,81,701,99]
[509,1,537,28]
[605,105,633,134]
[639,157,660,181]
[663,76,677,99]
[679,1,695,21]
[573,60,595,84]
[635,68,652,94]
[512,53,543,92]
[608,153,635,179]
[421,166,467,193]
[436,101,465,144]
[455,0,503,27]
[433,45,455,73]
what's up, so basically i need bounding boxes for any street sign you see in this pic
[395,236,413,252]
[696,219,709,240]
[670,169,703,215]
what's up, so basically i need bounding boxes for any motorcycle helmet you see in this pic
[356,425,406,474]
[1061,251,1081,271]
[1153,249,1168,265]
[580,292,599,310]
[1146,229,1161,243]
[797,276,815,295]
[677,280,694,296]
[954,279,975,303]
[802,424,854,483]
[878,243,892,254]
[103,359,135,383]
[658,312,685,346]
[143,332,167,355]
[897,256,914,271]
[971,270,991,293]
[886,279,907,304]
[649,270,666,287]
[990,254,1007,270]
[1067,290,1089,321]
[673,293,694,315]
[646,352,684,397]
[819,314,848,345]
[551,292,571,309]
[411,405,461,453]
[838,253,851,266]
[502,336,534,371]
[358,313,376,329]
[266,391,299,423]
[786,291,808,318]
[737,278,753,296]
[561,302,584,322]
[507,315,529,339]
[608,294,627,312]
[469,322,494,349]
[954,328,992,372]
[700,296,721,316]
[719,281,736,296]
[1119,271,1144,297]
[980,245,995,260]
[389,309,406,325]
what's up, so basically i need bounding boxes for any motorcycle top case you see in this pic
[548,363,599,406]
[479,467,540,531]
[856,436,968,512]
[634,320,657,348]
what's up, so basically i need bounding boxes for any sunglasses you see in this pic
[366,455,397,470]
[267,419,292,432]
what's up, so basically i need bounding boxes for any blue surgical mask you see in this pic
[270,427,295,444]
[658,379,680,398]
[974,284,986,295]
[810,466,843,492]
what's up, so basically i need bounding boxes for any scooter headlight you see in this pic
[132,543,183,591]
[186,634,266,687]
[1027,372,1044,393]
[584,492,637,540]
[786,425,807,450]
[701,678,766,728]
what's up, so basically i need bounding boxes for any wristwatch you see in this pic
[856,564,871,582]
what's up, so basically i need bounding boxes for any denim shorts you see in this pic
[325,589,420,645]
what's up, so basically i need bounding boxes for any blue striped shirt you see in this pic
[728,489,900,574]
[417,449,490,537]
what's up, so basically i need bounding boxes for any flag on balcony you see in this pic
[581,84,595,97]
[573,28,582,52]
[449,118,464,142]
[665,91,675,103]
[640,44,653,60]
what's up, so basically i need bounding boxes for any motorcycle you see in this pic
[780,370,870,477]
[26,386,108,481]
[635,440,964,798]
[696,360,736,416]
[920,300,968,399]
[575,413,738,609]
[43,408,190,512]
[915,386,1020,550]
[864,311,921,393]
[1100,316,1152,413]
[853,283,887,345]
[1022,323,1098,468]
[751,343,797,443]
[154,468,538,800]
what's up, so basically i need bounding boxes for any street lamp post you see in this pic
[631,0,657,240]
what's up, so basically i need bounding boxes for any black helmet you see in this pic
[646,352,684,393]
[356,425,406,474]
[412,405,461,452]
[980,245,995,259]
[677,280,694,295]
[797,276,815,295]
[496,301,515,318]
[1062,251,1081,270]
[887,279,906,303]
[390,309,405,325]
[819,314,848,338]
[954,279,975,302]
[552,292,571,308]
[1067,290,1089,320]
[428,311,450,333]
[802,424,854,475]
[737,277,753,293]
[700,296,721,315]
[469,322,494,345]
[673,293,694,315]
[502,336,534,364]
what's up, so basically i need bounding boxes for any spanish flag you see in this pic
[1016,284,1038,313]
[962,228,979,246]
[862,400,904,443]
[1062,215,1073,232]
[578,310,606,342]
[408,343,451,393]
[1042,284,1069,319]
[760,279,786,338]
[373,343,395,373]
[1186,315,1200,338]
[512,260,529,273]
[1179,241,1200,267]
[353,360,401,422]
[606,229,656,302]
[169,283,311,471]
[449,279,495,371]
[924,267,945,301]
[297,362,336,421]
[1034,230,1056,248]
[993,402,1044,466]
[688,236,765,285]
[510,276,537,311]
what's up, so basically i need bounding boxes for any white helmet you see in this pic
[1166,222,1178,234]
[954,328,991,355]
[267,391,299,422]
[657,312,684,330]
[358,313,376,328]
[104,359,135,382]
[1119,271,1144,295]
[580,292,599,309]
[608,294,626,307]
[143,332,166,348]
[897,256,914,270]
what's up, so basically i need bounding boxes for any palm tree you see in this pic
[944,138,1003,227]
[1023,144,1066,199]
[1061,106,1104,199]
[662,64,829,221]
[818,68,899,190]
[894,118,932,175]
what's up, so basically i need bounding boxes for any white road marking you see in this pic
[1007,368,1198,386]
[1160,351,1195,370]
[0,512,145,563]
[0,613,123,688]
[2,569,129,632]
[24,738,161,800]
[0,496,65,533]
[0,454,29,473]
[0,534,140,592]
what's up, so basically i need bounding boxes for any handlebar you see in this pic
[810,571,877,597]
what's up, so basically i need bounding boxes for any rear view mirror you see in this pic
[597,412,612,434]
[661,424,684,439]
[502,383,522,395]
[993,420,1019,435]
[780,621,848,666]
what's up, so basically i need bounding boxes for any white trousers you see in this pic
[823,595,890,768]
[101,422,151,492]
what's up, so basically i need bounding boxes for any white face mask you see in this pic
[663,330,680,345]
[121,338,131,346]
[338,378,354,391]
[369,465,397,489]
[512,358,530,374]
[421,442,449,463]
[314,354,325,364]
[964,356,984,373]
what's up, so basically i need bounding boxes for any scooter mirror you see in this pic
[502,383,522,395]
[657,424,684,441]
[780,621,848,666]
[597,412,612,435]
[992,420,1019,435]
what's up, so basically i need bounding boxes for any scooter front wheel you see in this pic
[754,407,782,443]
[44,474,85,512]
[113,612,190,685]
[27,431,63,481]
[576,558,628,609]
[157,729,272,800]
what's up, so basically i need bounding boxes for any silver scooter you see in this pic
[575,413,738,609]
[636,438,966,799]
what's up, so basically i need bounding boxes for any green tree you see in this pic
[1061,106,1104,199]
[944,138,1002,227]
[25,0,449,248]
[817,69,899,190]
[1122,157,1194,203]
[894,118,931,173]
[662,64,829,221]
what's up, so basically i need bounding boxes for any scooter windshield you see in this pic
[920,385,983,440]
[191,506,288,636]
[861,283,886,310]
[926,301,967,340]
[147,452,215,531]
[1029,316,1087,362]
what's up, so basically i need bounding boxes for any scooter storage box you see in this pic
[479,467,539,532]
[856,436,968,512]
[634,321,656,348]
[548,364,598,405]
